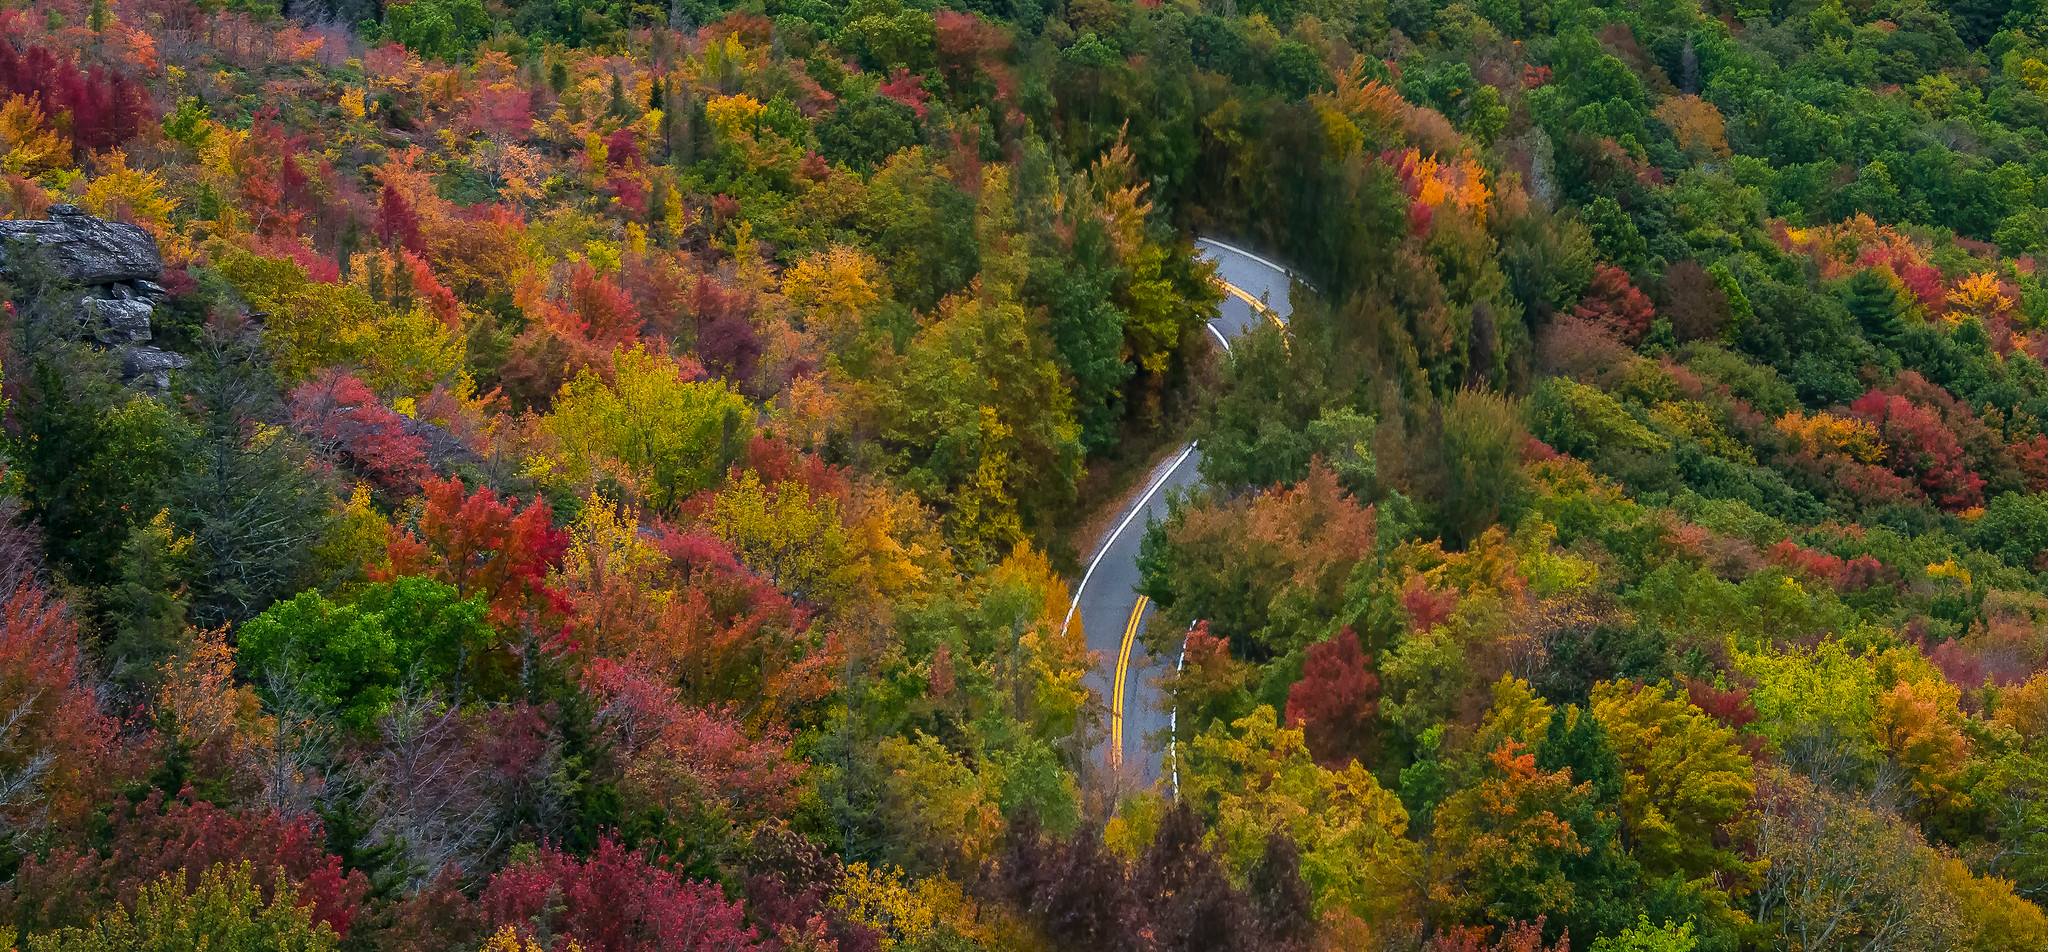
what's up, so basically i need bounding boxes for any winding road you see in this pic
[1063,237,1297,785]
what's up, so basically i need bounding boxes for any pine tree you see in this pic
[171,318,327,628]
[1843,268,1908,344]
[102,513,192,695]
[608,72,632,119]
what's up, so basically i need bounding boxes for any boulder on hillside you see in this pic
[0,205,186,390]
[0,204,162,285]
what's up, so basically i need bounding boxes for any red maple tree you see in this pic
[1285,628,1380,769]
[1574,264,1656,343]
[290,371,433,494]
[478,839,763,952]
[3,789,370,938]
[380,477,570,627]
[0,43,150,157]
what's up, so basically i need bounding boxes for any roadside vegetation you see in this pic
[1,0,2047,948]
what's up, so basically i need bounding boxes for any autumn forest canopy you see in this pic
[5,0,2048,948]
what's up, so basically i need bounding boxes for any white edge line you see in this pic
[1072,237,1286,785]
[1061,441,1199,640]
[1196,236,1295,279]
[1062,314,1235,637]
[1171,628,1187,801]
[1196,236,1315,293]
[1068,323,1226,778]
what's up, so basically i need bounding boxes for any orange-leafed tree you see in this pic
[380,477,569,629]
[642,531,841,726]
[1653,95,1731,160]
[1142,461,1375,662]
[1428,741,1589,933]
[0,578,117,834]
[565,262,644,348]
[1425,919,1567,952]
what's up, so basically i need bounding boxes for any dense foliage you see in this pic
[0,0,2047,947]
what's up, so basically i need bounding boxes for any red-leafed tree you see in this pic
[568,262,643,347]
[0,789,370,938]
[290,371,433,493]
[1285,628,1380,769]
[1683,678,1757,731]
[1424,919,1567,952]
[398,249,463,327]
[1765,539,1846,583]
[471,84,532,139]
[935,10,1012,84]
[377,182,425,254]
[379,477,569,627]
[1847,390,1985,509]
[743,434,852,504]
[2009,432,2048,493]
[0,43,150,156]
[1574,264,1656,343]
[1764,540,1894,593]
[604,128,642,169]
[477,839,764,952]
[688,276,763,389]
[878,68,932,118]
[0,578,116,836]
[1402,576,1459,633]
[607,169,649,216]
[239,109,317,239]
[582,656,806,819]
[1882,370,2019,487]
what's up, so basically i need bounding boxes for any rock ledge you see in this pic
[0,205,187,389]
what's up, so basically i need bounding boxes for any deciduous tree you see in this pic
[549,346,750,512]
[381,476,568,627]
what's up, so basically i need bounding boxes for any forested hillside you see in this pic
[0,0,2047,948]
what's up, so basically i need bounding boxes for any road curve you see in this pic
[1064,237,1296,785]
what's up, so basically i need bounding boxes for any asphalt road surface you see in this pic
[1063,237,1296,787]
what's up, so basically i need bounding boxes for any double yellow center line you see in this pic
[1218,279,1285,329]
[1108,594,1148,768]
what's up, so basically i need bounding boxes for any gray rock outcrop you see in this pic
[86,297,155,344]
[0,204,162,285]
[121,346,190,393]
[0,205,187,389]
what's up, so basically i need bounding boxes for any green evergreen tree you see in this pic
[608,71,632,119]
[1842,267,1910,344]
[3,245,183,597]
[102,514,192,695]
[170,319,327,628]
[1537,706,1644,945]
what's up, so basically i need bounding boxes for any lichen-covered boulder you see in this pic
[85,298,154,344]
[0,204,162,285]
[120,346,190,394]
[0,206,186,391]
